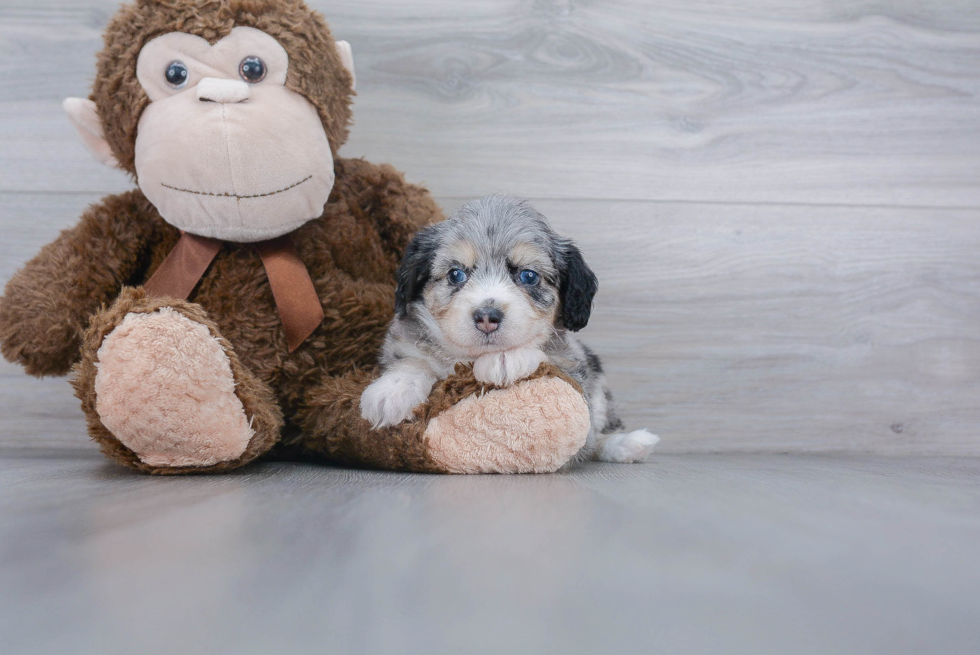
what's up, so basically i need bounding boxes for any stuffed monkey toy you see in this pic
[0,0,592,474]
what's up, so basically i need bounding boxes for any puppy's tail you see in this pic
[594,429,659,463]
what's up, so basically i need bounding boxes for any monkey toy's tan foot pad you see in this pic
[93,307,254,468]
[73,288,283,474]
[423,369,591,474]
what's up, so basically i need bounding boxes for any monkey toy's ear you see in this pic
[335,40,356,91]
[63,97,118,168]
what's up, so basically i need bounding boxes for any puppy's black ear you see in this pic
[558,241,598,331]
[395,227,438,317]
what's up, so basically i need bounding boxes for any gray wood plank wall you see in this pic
[1,0,978,454]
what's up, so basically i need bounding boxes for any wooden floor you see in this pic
[1,2,979,653]
[1,452,978,655]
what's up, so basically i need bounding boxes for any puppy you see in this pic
[360,195,658,463]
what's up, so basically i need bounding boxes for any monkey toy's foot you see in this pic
[422,367,592,473]
[94,308,251,467]
[73,288,282,474]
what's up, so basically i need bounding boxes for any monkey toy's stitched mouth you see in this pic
[160,175,313,200]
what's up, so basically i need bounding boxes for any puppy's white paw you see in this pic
[596,429,660,463]
[360,372,433,429]
[473,347,547,386]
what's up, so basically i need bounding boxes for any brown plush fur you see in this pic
[0,0,588,474]
[1,157,425,390]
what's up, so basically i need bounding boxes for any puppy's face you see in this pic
[422,237,560,355]
[395,196,599,358]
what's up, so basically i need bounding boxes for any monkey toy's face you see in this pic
[132,27,334,242]
[65,18,355,244]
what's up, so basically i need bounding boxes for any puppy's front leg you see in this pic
[360,359,439,429]
[473,347,547,387]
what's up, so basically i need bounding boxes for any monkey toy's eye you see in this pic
[164,61,189,88]
[447,268,468,285]
[239,56,266,83]
[519,269,540,285]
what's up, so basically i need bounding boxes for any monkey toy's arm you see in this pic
[0,190,161,376]
[291,362,592,474]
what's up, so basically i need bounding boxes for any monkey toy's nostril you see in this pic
[473,307,504,334]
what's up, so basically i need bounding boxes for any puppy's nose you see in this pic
[197,77,251,103]
[473,307,503,334]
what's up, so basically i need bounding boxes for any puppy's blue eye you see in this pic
[448,268,468,285]
[519,269,539,285]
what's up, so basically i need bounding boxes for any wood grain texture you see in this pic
[1,1,979,455]
[0,0,978,205]
[1,452,978,655]
[458,198,980,454]
[3,193,979,454]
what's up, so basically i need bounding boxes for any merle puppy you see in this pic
[360,195,657,463]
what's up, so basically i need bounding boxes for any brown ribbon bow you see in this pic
[144,232,324,352]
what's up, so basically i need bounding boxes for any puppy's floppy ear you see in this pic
[557,241,598,331]
[395,227,439,316]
